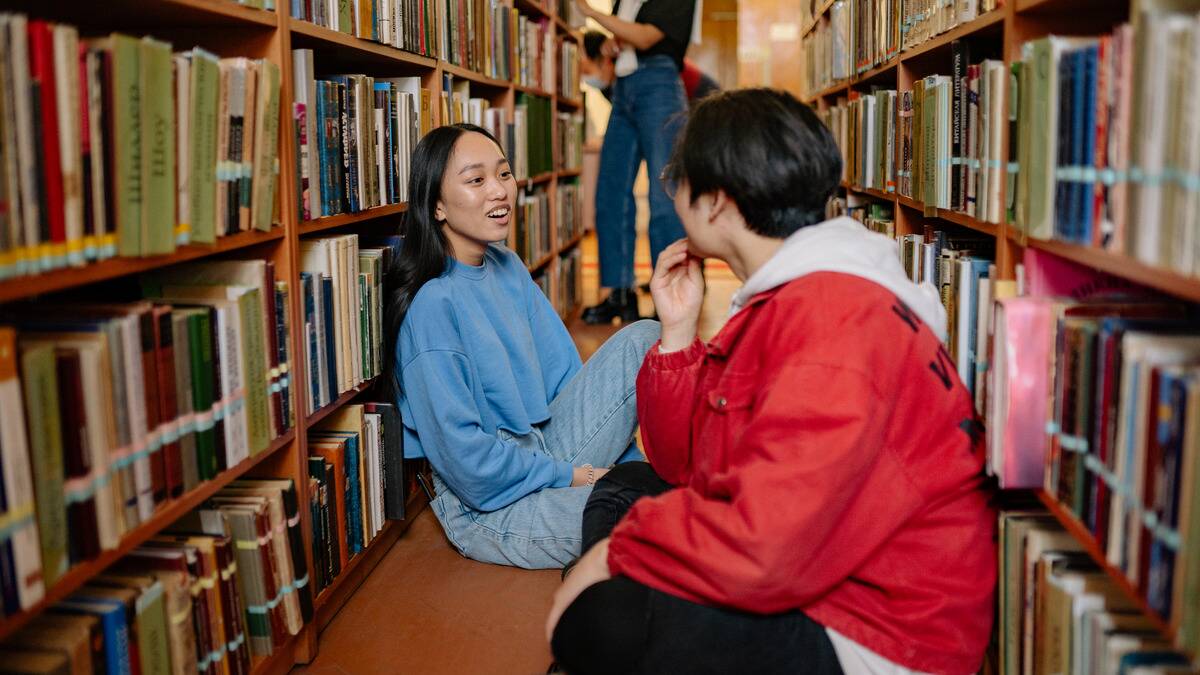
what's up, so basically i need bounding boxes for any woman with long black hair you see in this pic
[382,123,659,569]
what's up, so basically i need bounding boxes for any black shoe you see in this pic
[581,288,641,325]
[638,282,651,294]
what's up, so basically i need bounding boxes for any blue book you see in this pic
[274,283,292,429]
[0,450,18,615]
[301,273,320,410]
[1078,46,1098,244]
[56,598,132,675]
[1068,47,1089,244]
[963,258,991,400]
[314,81,330,217]
[321,275,338,399]
[312,431,364,555]
[1147,370,1187,617]
[1055,50,1074,242]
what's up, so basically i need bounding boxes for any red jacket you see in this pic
[607,272,996,675]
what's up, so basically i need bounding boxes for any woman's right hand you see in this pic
[571,465,610,488]
[649,239,704,351]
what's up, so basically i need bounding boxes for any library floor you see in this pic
[292,232,739,675]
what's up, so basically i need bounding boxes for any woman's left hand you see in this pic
[545,538,612,643]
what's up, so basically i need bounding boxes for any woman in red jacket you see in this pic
[545,88,996,675]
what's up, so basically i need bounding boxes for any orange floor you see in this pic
[292,232,740,675]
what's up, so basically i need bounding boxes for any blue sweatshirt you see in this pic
[396,245,581,511]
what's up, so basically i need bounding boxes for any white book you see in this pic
[293,50,321,221]
[985,61,1005,224]
[955,258,974,387]
[52,25,83,268]
[0,329,45,609]
[7,16,40,272]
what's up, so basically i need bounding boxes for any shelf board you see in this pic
[314,490,429,628]
[557,168,583,179]
[442,62,512,89]
[250,625,304,675]
[519,172,554,187]
[288,19,436,69]
[1017,0,1125,13]
[0,227,286,305]
[560,231,585,252]
[895,194,1001,237]
[848,184,896,202]
[515,83,554,98]
[157,0,280,27]
[557,96,583,109]
[806,82,849,102]
[299,203,408,236]
[12,0,279,30]
[306,378,379,430]
[900,9,1006,64]
[554,15,583,38]
[528,251,555,273]
[0,429,296,642]
[1010,234,1200,302]
[853,58,899,87]
[1035,491,1177,644]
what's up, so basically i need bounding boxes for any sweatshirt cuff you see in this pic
[553,460,574,488]
[646,338,705,370]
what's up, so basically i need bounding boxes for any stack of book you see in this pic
[559,41,580,101]
[516,185,552,265]
[1012,11,1200,276]
[997,512,1194,674]
[516,15,553,91]
[0,16,281,279]
[901,0,994,51]
[307,403,408,595]
[822,89,897,193]
[290,0,441,60]
[292,51,433,221]
[517,94,554,179]
[555,247,582,318]
[0,477,312,673]
[442,0,519,79]
[557,112,583,172]
[299,234,392,414]
[556,179,582,245]
[0,265,295,602]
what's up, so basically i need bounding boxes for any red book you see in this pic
[136,308,166,507]
[28,21,66,265]
[152,305,184,499]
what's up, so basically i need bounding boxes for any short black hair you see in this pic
[583,31,607,60]
[665,88,842,238]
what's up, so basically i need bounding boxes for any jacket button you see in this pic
[716,396,727,409]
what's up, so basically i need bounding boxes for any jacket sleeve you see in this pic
[608,362,923,613]
[636,338,706,485]
[402,348,573,511]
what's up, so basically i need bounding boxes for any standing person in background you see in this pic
[581,30,720,105]
[575,0,699,325]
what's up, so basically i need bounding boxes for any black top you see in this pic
[612,0,696,71]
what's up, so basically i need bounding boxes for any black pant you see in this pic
[552,463,845,675]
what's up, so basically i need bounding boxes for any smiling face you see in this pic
[435,131,517,264]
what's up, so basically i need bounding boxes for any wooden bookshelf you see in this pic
[314,489,429,628]
[801,0,838,39]
[306,378,381,430]
[0,430,295,643]
[1036,491,1174,639]
[558,168,583,179]
[1012,234,1200,302]
[0,227,286,305]
[529,251,556,273]
[299,203,409,236]
[0,0,585,667]
[520,172,555,187]
[900,9,1005,63]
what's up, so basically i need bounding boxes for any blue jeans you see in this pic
[429,320,661,569]
[596,55,688,289]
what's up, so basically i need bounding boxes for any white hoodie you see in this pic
[728,216,948,342]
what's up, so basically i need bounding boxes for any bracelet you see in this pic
[582,463,596,486]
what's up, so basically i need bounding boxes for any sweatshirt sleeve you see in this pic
[608,362,923,613]
[526,277,582,400]
[636,338,706,485]
[402,348,573,511]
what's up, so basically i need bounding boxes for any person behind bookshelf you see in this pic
[575,0,698,325]
[545,89,997,674]
[581,30,720,105]
[383,123,660,569]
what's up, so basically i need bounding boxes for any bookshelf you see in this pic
[804,0,1200,665]
[0,0,585,670]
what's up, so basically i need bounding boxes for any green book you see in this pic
[18,342,67,587]
[189,49,220,245]
[140,37,175,257]
[183,309,217,480]
[251,60,280,232]
[94,575,170,675]
[235,287,269,455]
[92,34,141,257]
[339,0,352,34]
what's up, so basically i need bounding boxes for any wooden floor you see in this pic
[292,232,740,675]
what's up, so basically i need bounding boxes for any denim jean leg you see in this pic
[595,88,642,290]
[540,320,661,469]
[631,62,688,271]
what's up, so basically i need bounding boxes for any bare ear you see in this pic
[708,189,731,222]
[435,200,447,223]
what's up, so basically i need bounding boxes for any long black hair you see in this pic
[381,123,505,402]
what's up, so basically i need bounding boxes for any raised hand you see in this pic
[649,239,704,352]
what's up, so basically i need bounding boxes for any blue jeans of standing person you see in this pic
[429,320,660,569]
[596,55,688,289]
